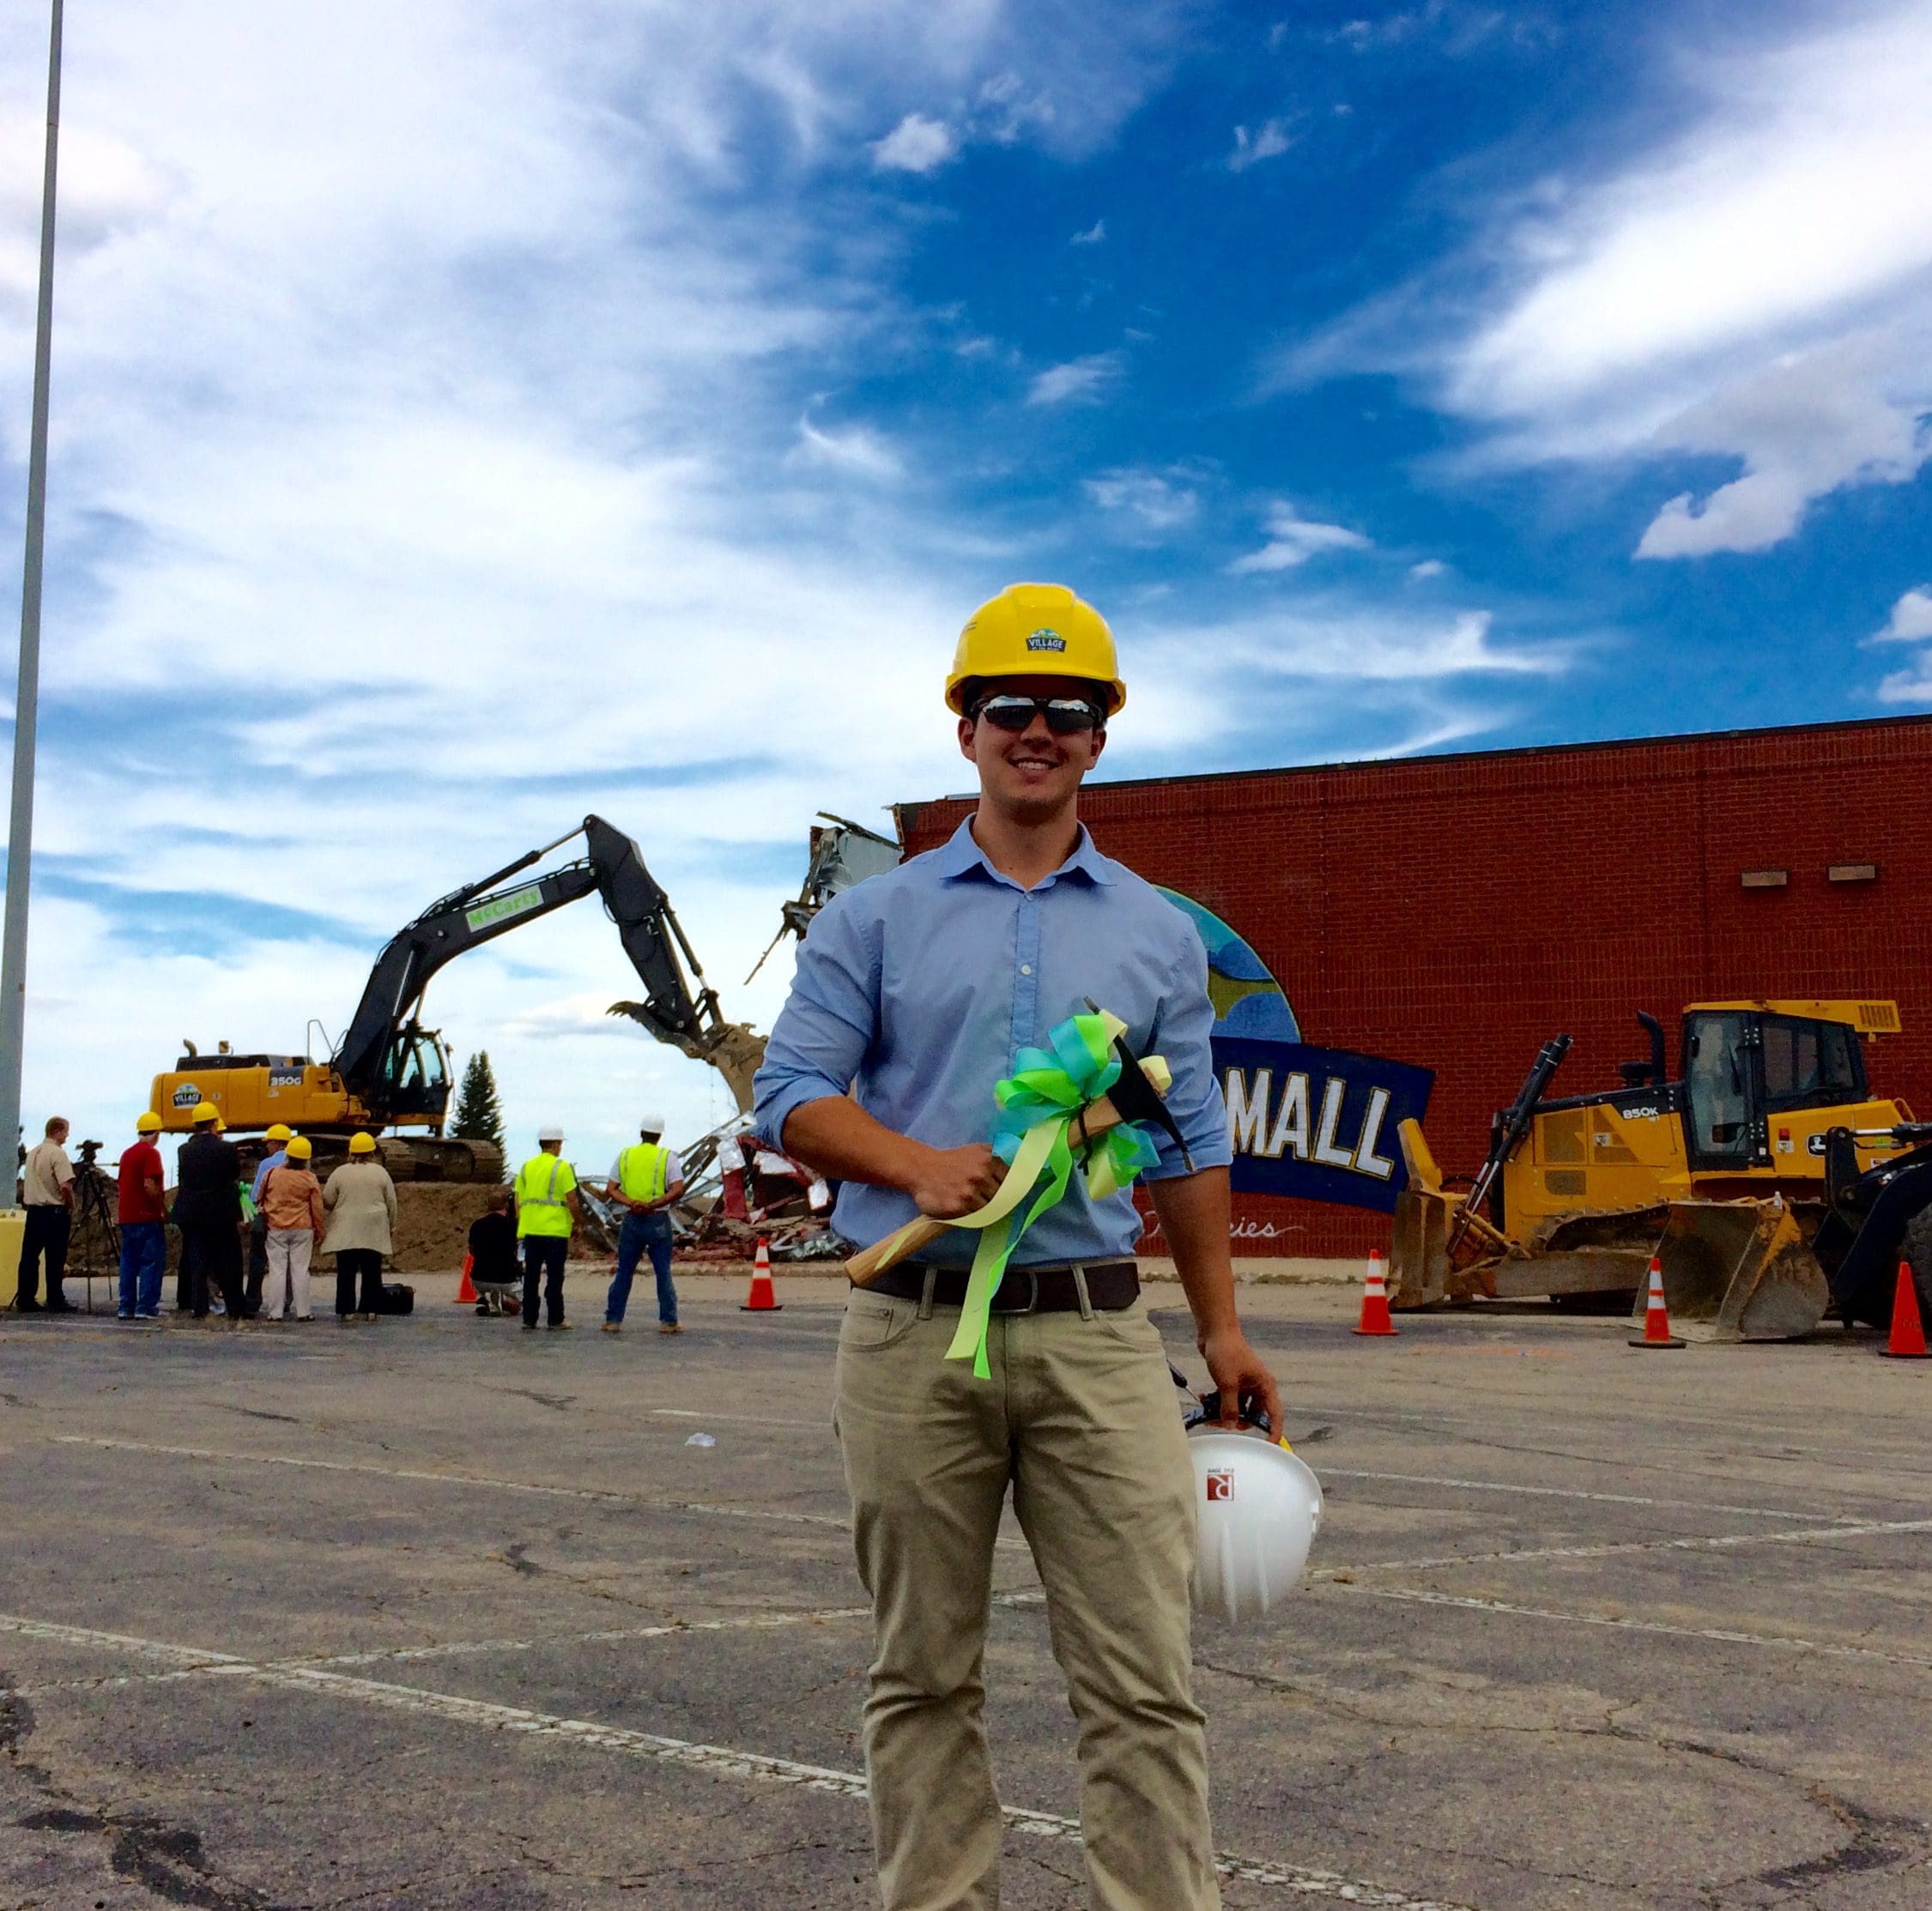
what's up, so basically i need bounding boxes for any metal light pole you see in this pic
[0,0,64,1166]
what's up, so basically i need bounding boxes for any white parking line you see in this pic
[51,1435,851,1528]
[0,1612,1469,1910]
[1332,1586,1932,1671]
[1315,1467,1852,1525]
[12,1605,878,1696]
[1325,1514,1932,1577]
[50,1433,1032,1549]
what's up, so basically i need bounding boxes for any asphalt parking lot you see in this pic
[2,1272,1928,1911]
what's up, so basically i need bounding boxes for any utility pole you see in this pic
[0,0,64,1170]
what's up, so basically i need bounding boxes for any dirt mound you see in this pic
[391,1182,512,1273]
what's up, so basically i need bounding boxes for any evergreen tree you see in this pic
[451,1049,506,1158]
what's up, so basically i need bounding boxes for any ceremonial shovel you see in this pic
[844,1012,1191,1286]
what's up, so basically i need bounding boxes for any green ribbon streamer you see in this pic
[930,1007,1163,1379]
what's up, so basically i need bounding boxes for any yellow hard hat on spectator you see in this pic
[264,1122,294,1143]
[348,1131,378,1156]
[191,1102,222,1127]
[946,583,1124,715]
[135,1111,161,1134]
[286,1136,313,1161]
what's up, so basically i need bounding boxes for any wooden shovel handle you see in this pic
[844,1093,1129,1286]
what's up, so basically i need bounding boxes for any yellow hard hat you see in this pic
[136,1111,162,1134]
[285,1136,313,1162]
[191,1102,222,1128]
[348,1131,378,1156]
[264,1122,294,1143]
[946,583,1124,716]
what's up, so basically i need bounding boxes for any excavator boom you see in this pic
[151,815,766,1163]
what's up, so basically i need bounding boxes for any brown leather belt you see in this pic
[861,1260,1139,1314]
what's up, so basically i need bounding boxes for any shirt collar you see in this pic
[935,815,1116,888]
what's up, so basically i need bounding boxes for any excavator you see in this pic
[1391,999,1932,1340]
[148,816,765,1180]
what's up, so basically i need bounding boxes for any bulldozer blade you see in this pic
[1644,1200,1830,1342]
[1390,1184,1455,1307]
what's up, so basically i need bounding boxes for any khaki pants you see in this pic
[261,1229,314,1320]
[834,1282,1218,1911]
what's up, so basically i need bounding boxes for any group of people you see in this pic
[9,1102,402,1325]
[13,1104,688,1340]
[469,1116,687,1333]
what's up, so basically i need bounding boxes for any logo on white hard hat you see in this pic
[1025,628,1066,651]
[1205,1469,1234,1503]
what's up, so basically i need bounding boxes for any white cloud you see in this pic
[790,413,902,480]
[1214,608,1546,679]
[1027,350,1123,406]
[1409,559,1447,579]
[1632,329,1930,557]
[1870,585,1932,643]
[1302,3,1932,557]
[1228,502,1370,572]
[1071,217,1106,245]
[1227,118,1293,172]
[1084,466,1199,533]
[870,112,958,174]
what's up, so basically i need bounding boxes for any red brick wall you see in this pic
[897,716,1932,1257]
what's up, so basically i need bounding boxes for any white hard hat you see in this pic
[536,1124,565,1143]
[638,1113,668,1134]
[1187,1430,1323,1624]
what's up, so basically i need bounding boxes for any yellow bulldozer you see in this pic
[1392,999,1932,1340]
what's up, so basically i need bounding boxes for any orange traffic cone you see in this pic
[1881,1261,1928,1358]
[1352,1249,1397,1336]
[456,1253,477,1306]
[742,1237,782,1312]
[1629,1256,1685,1348]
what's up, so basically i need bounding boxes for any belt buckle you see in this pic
[989,1266,1039,1315]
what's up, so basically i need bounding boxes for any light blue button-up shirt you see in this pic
[753,817,1229,1265]
[251,1148,288,1205]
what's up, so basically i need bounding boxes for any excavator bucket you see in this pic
[1643,1200,1831,1341]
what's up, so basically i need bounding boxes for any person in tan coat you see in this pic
[320,1133,397,1323]
[259,1136,326,1322]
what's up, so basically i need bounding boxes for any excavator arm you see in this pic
[333,815,762,1120]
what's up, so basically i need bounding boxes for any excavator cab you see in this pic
[374,1026,451,1125]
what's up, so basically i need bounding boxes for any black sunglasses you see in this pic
[970,694,1105,735]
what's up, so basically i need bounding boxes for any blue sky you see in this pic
[2,0,1929,1161]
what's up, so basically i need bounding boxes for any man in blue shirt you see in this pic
[754,582,1281,1911]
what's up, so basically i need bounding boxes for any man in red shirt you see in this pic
[117,1111,169,1321]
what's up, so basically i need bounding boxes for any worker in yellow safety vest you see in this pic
[600,1116,687,1335]
[513,1125,584,1331]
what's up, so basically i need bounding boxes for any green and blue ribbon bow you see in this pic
[871,1007,1169,1378]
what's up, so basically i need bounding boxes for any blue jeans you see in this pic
[607,1211,675,1324]
[118,1221,167,1316]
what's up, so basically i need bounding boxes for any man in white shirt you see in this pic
[16,1116,75,1315]
[600,1117,686,1334]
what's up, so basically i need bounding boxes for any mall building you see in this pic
[895,714,1932,1261]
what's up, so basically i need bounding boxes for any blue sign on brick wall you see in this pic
[1158,887,1433,1213]
[1215,1037,1434,1213]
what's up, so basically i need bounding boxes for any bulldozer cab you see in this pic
[1681,1004,1887,1176]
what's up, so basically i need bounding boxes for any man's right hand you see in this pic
[904,1143,1003,1219]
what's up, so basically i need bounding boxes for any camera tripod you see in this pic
[68,1140,122,1315]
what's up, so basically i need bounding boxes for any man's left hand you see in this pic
[1199,1325,1284,1440]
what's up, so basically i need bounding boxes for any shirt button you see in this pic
[1021,964,1033,976]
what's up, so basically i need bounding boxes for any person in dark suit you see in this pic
[172,1103,245,1326]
